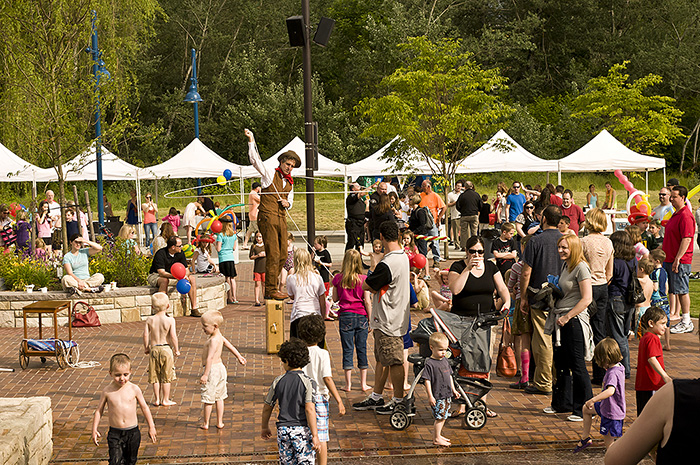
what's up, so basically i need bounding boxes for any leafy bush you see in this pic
[0,248,61,290]
[89,237,151,287]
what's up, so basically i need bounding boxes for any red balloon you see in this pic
[411,253,427,269]
[171,262,187,280]
[210,220,223,234]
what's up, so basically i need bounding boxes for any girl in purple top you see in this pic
[332,249,372,393]
[575,337,626,452]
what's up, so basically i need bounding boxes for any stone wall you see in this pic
[0,277,226,328]
[0,397,52,465]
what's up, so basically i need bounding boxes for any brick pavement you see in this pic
[0,259,698,464]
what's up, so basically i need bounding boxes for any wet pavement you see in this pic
[0,255,692,464]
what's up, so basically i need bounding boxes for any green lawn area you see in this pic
[689,280,700,319]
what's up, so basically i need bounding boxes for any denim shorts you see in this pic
[663,262,690,294]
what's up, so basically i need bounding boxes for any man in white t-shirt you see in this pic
[46,190,61,230]
[446,180,463,249]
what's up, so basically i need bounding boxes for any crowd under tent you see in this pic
[556,129,667,192]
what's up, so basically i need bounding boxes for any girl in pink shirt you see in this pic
[162,207,181,235]
[332,249,372,392]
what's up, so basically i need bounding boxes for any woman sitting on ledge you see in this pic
[62,233,104,295]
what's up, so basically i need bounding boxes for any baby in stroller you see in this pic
[389,309,496,433]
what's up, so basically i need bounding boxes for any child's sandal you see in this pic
[573,437,592,453]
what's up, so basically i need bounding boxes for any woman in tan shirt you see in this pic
[580,208,614,385]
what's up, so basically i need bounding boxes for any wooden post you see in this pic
[72,185,82,238]
[84,191,95,241]
[30,183,37,255]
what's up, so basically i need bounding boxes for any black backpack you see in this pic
[421,207,434,230]
[625,261,645,305]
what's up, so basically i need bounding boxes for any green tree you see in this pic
[571,61,684,157]
[0,0,160,248]
[356,36,513,185]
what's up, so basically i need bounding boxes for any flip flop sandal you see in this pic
[486,409,498,418]
[574,437,593,453]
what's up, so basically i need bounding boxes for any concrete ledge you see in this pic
[0,276,226,328]
[0,397,52,465]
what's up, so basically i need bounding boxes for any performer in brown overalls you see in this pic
[245,129,301,300]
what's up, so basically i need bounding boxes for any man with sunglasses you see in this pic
[651,188,673,231]
[148,236,199,315]
[506,182,527,223]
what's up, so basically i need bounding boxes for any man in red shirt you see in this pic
[560,189,585,235]
[663,185,695,334]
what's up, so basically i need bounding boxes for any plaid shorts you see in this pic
[314,395,330,442]
[277,425,315,465]
[431,398,451,420]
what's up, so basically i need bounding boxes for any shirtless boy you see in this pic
[200,310,247,430]
[92,353,157,465]
[143,292,180,406]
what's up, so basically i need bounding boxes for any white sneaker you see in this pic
[670,321,695,334]
[543,407,557,414]
[567,415,584,422]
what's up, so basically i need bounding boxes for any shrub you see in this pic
[89,237,150,287]
[0,248,61,290]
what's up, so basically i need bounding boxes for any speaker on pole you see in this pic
[313,17,335,47]
[286,16,305,47]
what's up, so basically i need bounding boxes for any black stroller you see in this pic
[389,308,502,431]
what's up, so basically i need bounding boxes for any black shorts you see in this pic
[107,426,140,465]
[220,261,237,278]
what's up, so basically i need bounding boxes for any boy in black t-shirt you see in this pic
[422,332,460,447]
[262,339,320,464]
[491,222,518,276]
[312,235,333,318]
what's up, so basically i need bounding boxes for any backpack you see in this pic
[625,261,645,306]
[421,207,434,230]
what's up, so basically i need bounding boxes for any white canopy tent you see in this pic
[457,130,559,173]
[241,136,347,179]
[345,136,429,178]
[557,129,667,191]
[0,141,49,183]
[142,138,247,180]
[34,143,142,182]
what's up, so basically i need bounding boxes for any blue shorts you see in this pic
[594,402,624,438]
[431,398,451,420]
[402,314,413,349]
[314,395,329,442]
[651,299,671,327]
[663,262,691,295]
[277,425,315,465]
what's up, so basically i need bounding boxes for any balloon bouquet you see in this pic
[614,170,656,225]
[173,168,243,295]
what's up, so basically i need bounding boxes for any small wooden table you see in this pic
[22,300,72,341]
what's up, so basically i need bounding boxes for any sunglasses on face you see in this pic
[468,249,485,255]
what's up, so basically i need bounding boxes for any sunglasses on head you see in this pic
[468,248,484,255]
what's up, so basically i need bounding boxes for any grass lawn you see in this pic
[688,280,700,319]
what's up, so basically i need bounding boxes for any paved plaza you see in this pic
[0,250,695,464]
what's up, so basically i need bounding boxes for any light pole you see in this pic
[86,10,110,226]
[184,48,203,194]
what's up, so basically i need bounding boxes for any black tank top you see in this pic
[656,378,700,463]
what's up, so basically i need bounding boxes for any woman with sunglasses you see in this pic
[514,202,536,239]
[543,233,593,422]
[141,193,158,247]
[448,235,510,418]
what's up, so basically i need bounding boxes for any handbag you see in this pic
[496,316,517,378]
[72,301,101,327]
[625,262,645,305]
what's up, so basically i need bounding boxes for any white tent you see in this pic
[557,129,666,190]
[0,141,48,182]
[143,138,246,179]
[242,137,347,178]
[345,137,429,178]
[457,130,559,173]
[34,143,142,182]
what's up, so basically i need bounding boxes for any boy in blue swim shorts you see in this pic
[422,332,460,447]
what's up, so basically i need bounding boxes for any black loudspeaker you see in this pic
[286,16,305,47]
[313,17,335,47]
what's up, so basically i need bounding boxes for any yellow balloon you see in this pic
[217,175,227,186]
[688,184,700,200]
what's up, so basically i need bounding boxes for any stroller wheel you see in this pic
[464,407,487,430]
[390,409,410,430]
[18,345,28,370]
[473,399,486,411]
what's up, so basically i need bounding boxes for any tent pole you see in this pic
[136,172,143,248]
[240,167,246,239]
[663,167,667,187]
[645,170,649,193]
[343,168,348,246]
